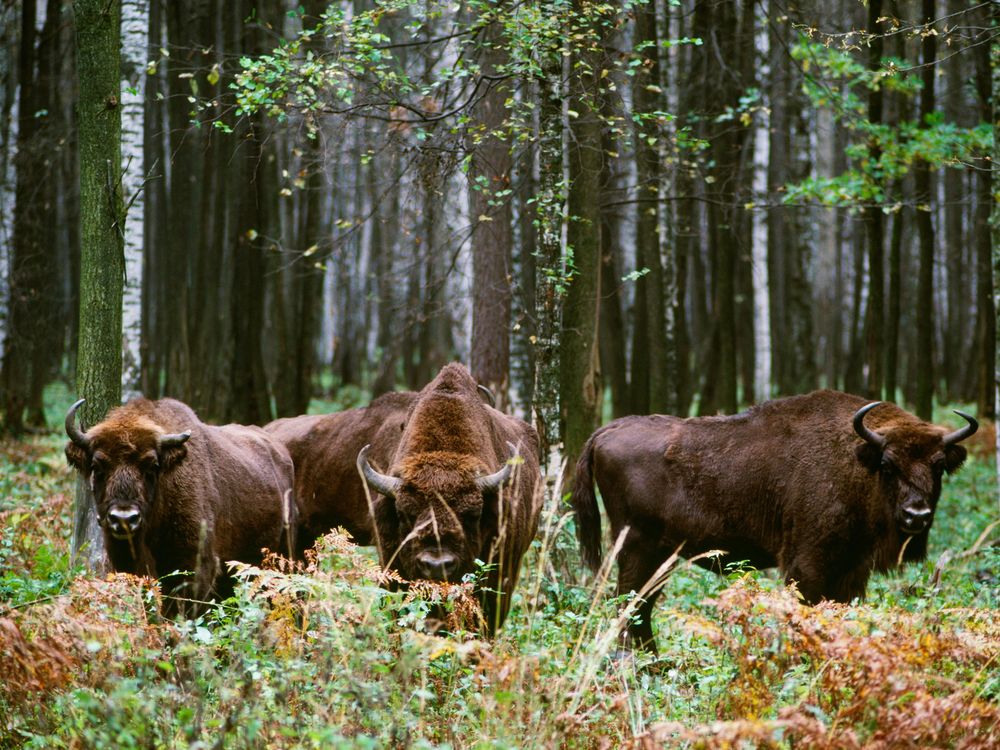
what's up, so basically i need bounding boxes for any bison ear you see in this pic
[854,443,882,473]
[65,442,89,472]
[158,443,189,472]
[943,444,967,474]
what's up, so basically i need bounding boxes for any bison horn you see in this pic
[65,398,91,450]
[357,444,403,496]
[476,441,518,492]
[158,430,191,449]
[943,410,978,446]
[853,401,887,449]
[477,384,496,408]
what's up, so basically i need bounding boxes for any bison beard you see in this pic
[65,398,297,618]
[571,390,977,653]
[357,363,542,635]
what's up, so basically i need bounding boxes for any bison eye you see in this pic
[880,456,896,473]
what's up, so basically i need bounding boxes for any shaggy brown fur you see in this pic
[571,390,975,652]
[66,398,296,617]
[368,363,543,635]
[264,391,417,557]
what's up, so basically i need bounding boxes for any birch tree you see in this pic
[751,0,771,404]
[120,0,148,399]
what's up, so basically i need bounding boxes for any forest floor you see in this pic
[1,386,998,748]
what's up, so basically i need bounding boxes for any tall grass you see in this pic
[0,392,997,748]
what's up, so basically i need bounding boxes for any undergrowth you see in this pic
[0,391,997,748]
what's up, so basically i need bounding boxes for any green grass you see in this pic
[1,390,997,748]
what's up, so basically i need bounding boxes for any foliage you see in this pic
[784,38,992,208]
[1,388,998,747]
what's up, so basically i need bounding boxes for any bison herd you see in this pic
[64,363,977,651]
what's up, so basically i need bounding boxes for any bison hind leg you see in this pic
[615,537,672,655]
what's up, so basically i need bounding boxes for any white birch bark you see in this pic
[0,88,15,362]
[751,0,772,403]
[120,0,149,400]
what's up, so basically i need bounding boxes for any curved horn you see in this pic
[357,444,402,496]
[943,410,978,446]
[65,398,91,450]
[477,384,496,408]
[157,430,191,449]
[476,441,518,492]
[853,401,887,449]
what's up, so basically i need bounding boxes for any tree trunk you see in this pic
[751,0,771,404]
[632,0,672,414]
[72,0,124,572]
[560,0,603,474]
[531,66,564,468]
[973,2,997,421]
[120,0,148,399]
[913,0,936,420]
[469,16,513,409]
[863,0,885,400]
[2,0,60,433]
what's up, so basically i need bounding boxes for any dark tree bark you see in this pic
[72,0,124,571]
[2,0,61,433]
[631,0,673,414]
[972,8,996,419]
[469,16,513,408]
[913,0,936,420]
[227,1,277,425]
[559,0,604,473]
[862,0,885,400]
[885,202,903,401]
[371,146,402,396]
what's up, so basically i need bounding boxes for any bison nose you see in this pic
[901,507,932,533]
[416,550,459,582]
[108,507,141,537]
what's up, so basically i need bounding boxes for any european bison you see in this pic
[571,390,977,651]
[65,398,296,617]
[264,391,417,558]
[357,363,543,633]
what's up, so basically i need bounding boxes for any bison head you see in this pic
[65,399,191,541]
[853,402,977,535]
[357,443,517,583]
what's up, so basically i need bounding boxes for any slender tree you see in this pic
[863,0,885,400]
[913,0,936,420]
[73,0,124,570]
[120,0,148,399]
[631,0,671,414]
[469,11,513,408]
[751,0,771,403]
[559,0,603,475]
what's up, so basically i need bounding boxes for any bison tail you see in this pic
[571,432,603,573]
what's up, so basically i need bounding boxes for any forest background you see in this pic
[1,0,997,467]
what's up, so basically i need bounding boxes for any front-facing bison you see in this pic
[357,363,542,634]
[65,398,296,617]
[571,390,977,652]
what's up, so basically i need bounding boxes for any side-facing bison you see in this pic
[571,390,977,651]
[65,398,296,617]
[265,391,417,558]
[358,363,543,634]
